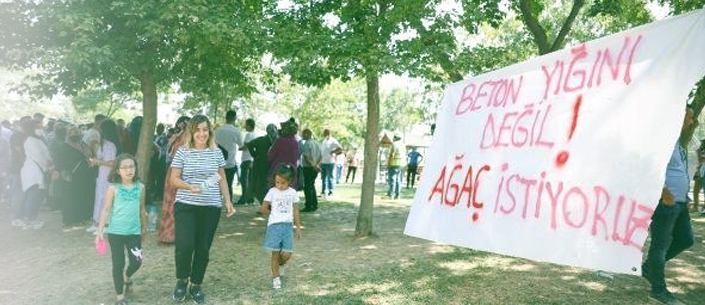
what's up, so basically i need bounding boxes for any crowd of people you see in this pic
[1,107,701,304]
[0,110,396,304]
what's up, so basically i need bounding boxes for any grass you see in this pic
[1,182,704,304]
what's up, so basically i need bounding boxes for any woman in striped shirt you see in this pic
[169,115,235,304]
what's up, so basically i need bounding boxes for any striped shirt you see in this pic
[172,147,226,207]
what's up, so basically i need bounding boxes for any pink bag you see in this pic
[95,239,108,256]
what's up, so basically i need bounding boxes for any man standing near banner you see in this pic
[642,105,695,305]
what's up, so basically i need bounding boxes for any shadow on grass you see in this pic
[1,182,704,304]
[202,183,705,305]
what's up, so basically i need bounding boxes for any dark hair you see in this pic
[95,114,107,123]
[100,119,123,155]
[226,110,237,123]
[128,116,143,152]
[54,123,67,141]
[280,117,298,136]
[21,119,38,136]
[274,163,295,183]
[109,153,139,183]
[245,118,255,129]
[174,116,190,133]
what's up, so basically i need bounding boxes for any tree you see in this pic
[380,88,425,132]
[71,87,138,119]
[0,0,266,181]
[265,0,503,237]
[291,78,367,148]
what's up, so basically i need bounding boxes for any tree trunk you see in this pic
[138,73,158,194]
[355,73,380,237]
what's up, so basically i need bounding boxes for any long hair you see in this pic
[108,153,139,183]
[100,119,123,155]
[183,115,215,149]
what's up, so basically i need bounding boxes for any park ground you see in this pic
[1,182,705,305]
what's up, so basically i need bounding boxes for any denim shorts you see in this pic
[264,222,294,253]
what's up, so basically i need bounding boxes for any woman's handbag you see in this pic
[61,161,83,182]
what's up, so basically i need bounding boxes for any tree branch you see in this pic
[518,0,550,55]
[550,0,586,53]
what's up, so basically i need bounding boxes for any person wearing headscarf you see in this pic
[268,118,300,189]
[55,126,95,226]
[18,119,54,229]
[248,123,278,204]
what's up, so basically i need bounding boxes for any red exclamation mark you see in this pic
[556,95,583,167]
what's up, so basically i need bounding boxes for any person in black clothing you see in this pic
[248,123,278,204]
[55,126,96,226]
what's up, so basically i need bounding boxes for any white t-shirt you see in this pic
[241,131,258,162]
[264,187,299,225]
[335,153,345,166]
[214,124,243,168]
[321,137,341,164]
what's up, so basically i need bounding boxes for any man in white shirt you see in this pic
[320,129,341,197]
[237,118,257,205]
[215,110,243,199]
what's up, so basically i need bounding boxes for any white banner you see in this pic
[404,9,705,274]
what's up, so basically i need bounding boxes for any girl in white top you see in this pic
[260,163,302,289]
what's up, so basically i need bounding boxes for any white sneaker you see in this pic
[23,220,44,230]
[86,224,97,233]
[272,276,282,289]
[11,219,25,227]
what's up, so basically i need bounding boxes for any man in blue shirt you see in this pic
[406,147,423,189]
[642,105,694,305]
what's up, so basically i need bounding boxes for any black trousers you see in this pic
[174,202,221,284]
[224,166,237,198]
[238,160,252,203]
[406,164,419,188]
[303,166,319,210]
[346,166,357,183]
[108,234,142,295]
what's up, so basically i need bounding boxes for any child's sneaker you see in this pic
[272,276,282,289]
[86,224,97,233]
[189,284,205,304]
[172,279,187,302]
